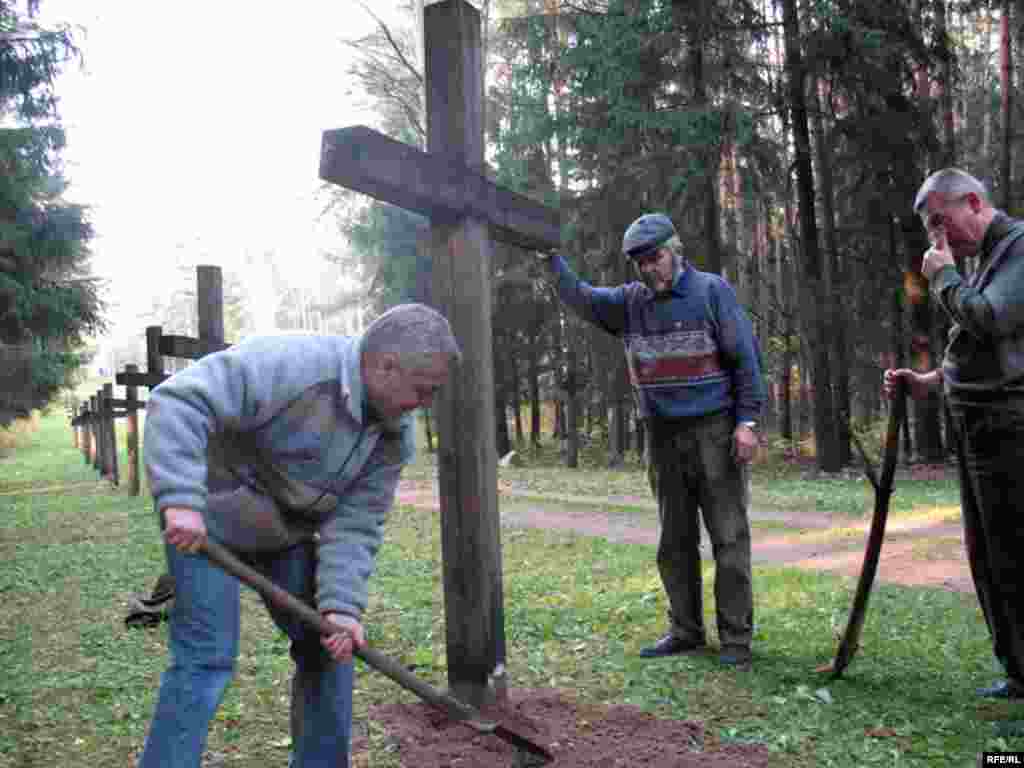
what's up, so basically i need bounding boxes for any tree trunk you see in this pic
[782,0,839,471]
[812,80,851,465]
[609,254,631,466]
[565,314,580,469]
[1001,0,1013,210]
[553,59,579,469]
[744,165,760,338]
[691,17,723,275]
[780,188,796,443]
[529,353,541,449]
[529,300,542,451]
[798,348,811,444]
[890,213,913,461]
[493,329,512,459]
[983,4,996,190]
[510,347,524,447]
[723,141,739,286]
[937,0,956,167]
[495,391,511,459]
[635,411,647,465]
[781,332,793,442]
[760,199,776,433]
[732,142,750,303]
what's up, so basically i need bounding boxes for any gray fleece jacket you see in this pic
[143,332,415,619]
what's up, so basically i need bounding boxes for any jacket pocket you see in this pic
[206,483,316,553]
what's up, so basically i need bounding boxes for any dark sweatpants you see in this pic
[648,410,753,648]
[950,402,1024,683]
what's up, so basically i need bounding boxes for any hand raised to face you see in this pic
[922,227,954,281]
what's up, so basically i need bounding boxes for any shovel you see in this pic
[200,538,553,763]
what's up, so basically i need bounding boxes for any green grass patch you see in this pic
[407,433,962,520]
[1,412,1013,767]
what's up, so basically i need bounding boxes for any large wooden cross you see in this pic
[319,0,560,706]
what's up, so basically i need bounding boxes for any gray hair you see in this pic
[913,168,990,214]
[661,235,686,271]
[662,235,684,259]
[362,303,462,369]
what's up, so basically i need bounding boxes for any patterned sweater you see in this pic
[551,255,766,424]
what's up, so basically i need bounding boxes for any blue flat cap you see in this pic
[622,213,677,258]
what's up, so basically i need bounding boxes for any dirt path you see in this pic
[396,479,973,594]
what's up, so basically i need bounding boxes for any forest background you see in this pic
[4,0,1020,472]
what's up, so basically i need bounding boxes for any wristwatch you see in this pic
[740,421,758,431]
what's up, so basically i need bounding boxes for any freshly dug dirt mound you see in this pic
[362,688,771,768]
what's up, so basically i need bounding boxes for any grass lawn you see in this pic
[407,429,963,521]
[2,410,1021,767]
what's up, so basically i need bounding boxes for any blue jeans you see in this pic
[137,539,353,768]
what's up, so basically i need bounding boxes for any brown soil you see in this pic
[355,688,771,768]
[375,469,967,767]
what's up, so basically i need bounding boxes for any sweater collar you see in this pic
[341,336,369,425]
[980,210,1013,259]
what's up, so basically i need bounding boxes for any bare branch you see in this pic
[353,0,423,85]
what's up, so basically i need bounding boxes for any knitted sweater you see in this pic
[551,255,766,423]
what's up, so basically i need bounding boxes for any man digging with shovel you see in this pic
[137,304,459,768]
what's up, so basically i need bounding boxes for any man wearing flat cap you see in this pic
[542,213,766,667]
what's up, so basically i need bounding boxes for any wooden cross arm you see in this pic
[158,334,230,360]
[320,125,562,253]
[116,371,169,389]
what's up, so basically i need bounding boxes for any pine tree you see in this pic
[0,1,104,425]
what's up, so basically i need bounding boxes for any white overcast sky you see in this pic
[35,1,406,337]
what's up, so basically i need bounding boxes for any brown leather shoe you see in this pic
[639,634,706,658]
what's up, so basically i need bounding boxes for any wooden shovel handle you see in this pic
[200,538,483,724]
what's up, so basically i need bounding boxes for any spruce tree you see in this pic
[0,1,104,425]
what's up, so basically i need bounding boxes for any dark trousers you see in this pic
[648,410,753,648]
[950,403,1024,683]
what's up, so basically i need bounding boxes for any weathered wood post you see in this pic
[197,265,225,348]
[425,0,502,707]
[146,326,165,388]
[125,364,141,496]
[103,382,119,485]
[98,387,109,479]
[82,404,92,465]
[99,387,108,478]
[318,0,560,707]
[90,393,101,473]
[74,405,86,460]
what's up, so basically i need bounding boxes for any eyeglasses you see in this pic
[631,248,664,267]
